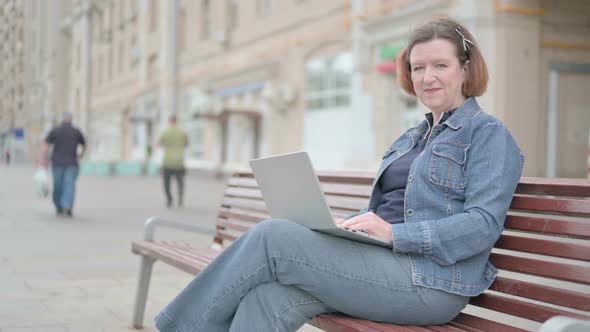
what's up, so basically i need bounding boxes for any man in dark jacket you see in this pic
[41,112,86,217]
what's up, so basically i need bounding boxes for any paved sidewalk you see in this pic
[0,165,320,332]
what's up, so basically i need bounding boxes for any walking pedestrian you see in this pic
[158,115,189,208]
[41,112,86,217]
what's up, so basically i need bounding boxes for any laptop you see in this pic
[249,151,393,248]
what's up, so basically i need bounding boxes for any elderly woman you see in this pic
[155,17,524,332]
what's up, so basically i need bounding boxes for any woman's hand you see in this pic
[335,212,393,241]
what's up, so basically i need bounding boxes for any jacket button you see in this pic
[406,209,414,216]
[408,175,414,182]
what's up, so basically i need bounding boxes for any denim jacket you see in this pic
[358,97,524,297]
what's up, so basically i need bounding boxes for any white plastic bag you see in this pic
[34,167,50,198]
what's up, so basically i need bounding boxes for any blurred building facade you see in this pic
[21,0,73,164]
[15,0,590,178]
[0,0,26,163]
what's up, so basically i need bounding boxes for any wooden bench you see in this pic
[131,171,590,331]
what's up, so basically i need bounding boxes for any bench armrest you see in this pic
[143,216,207,241]
[537,316,590,332]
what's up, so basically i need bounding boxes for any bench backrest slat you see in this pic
[215,171,590,326]
[490,253,590,284]
[516,177,590,197]
[510,196,590,216]
[494,234,590,261]
[222,197,268,213]
[219,209,267,223]
[504,215,590,238]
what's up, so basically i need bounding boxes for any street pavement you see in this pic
[0,165,320,332]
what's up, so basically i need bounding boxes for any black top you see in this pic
[376,110,455,224]
[45,123,86,167]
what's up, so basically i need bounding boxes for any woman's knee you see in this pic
[252,219,302,238]
[248,219,310,250]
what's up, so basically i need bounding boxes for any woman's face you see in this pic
[409,38,467,114]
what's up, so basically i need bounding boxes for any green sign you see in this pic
[380,43,405,60]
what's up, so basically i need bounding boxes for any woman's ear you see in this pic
[462,60,470,76]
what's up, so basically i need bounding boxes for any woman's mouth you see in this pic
[424,88,442,94]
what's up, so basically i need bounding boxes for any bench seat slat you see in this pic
[490,253,590,284]
[312,314,440,332]
[510,196,590,216]
[446,322,484,332]
[162,243,221,263]
[494,234,590,261]
[504,215,590,239]
[160,246,215,267]
[132,241,209,275]
[469,293,590,323]
[426,325,470,332]
[452,313,527,332]
[142,242,216,266]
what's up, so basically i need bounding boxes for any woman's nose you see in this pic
[423,67,436,83]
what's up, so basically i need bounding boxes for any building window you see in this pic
[130,35,139,67]
[97,55,103,85]
[229,0,239,31]
[178,8,186,52]
[109,1,115,30]
[119,0,125,27]
[149,0,158,31]
[76,43,81,71]
[201,0,211,40]
[258,0,272,17]
[305,53,352,110]
[118,42,125,73]
[183,88,210,159]
[147,54,158,81]
[108,47,114,80]
[75,89,80,113]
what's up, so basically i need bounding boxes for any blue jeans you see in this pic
[52,165,79,210]
[155,220,468,332]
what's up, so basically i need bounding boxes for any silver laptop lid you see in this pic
[249,151,335,230]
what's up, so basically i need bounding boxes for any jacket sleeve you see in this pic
[391,123,524,266]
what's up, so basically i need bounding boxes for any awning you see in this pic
[216,81,265,98]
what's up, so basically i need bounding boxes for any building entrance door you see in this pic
[547,64,590,178]
[132,121,153,161]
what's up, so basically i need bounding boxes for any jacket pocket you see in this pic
[428,140,469,189]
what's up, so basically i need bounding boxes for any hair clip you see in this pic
[455,27,474,53]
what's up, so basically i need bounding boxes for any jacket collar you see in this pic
[441,96,481,130]
[405,97,481,143]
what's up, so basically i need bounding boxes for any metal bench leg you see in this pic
[132,256,156,329]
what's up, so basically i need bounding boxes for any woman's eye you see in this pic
[435,64,447,68]
[412,67,423,72]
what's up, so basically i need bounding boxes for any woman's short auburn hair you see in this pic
[396,17,488,97]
